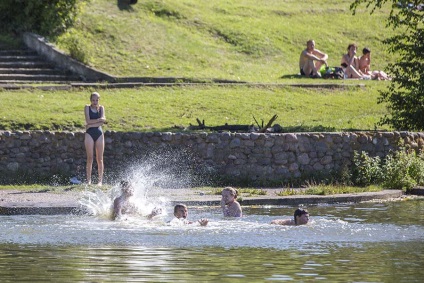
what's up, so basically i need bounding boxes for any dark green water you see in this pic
[1,199,423,282]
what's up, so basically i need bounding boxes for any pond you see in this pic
[0,198,423,282]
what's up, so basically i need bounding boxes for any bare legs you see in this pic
[345,65,363,79]
[301,60,327,77]
[84,133,105,185]
[95,135,104,186]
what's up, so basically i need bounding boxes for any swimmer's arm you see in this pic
[146,207,162,220]
[271,219,292,225]
[197,218,209,226]
[231,202,242,217]
[112,199,122,220]
[220,198,228,215]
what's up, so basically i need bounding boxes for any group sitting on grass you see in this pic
[299,39,390,80]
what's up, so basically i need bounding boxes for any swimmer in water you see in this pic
[169,204,208,226]
[271,208,310,226]
[112,180,162,220]
[221,187,242,217]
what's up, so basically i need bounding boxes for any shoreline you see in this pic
[1,188,422,215]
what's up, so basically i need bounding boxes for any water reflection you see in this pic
[0,243,423,282]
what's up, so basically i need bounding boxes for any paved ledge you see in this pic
[0,189,415,215]
[0,206,82,215]
[175,190,404,206]
[0,82,365,91]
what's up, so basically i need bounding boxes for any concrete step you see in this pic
[0,68,64,75]
[0,74,81,81]
[0,61,56,68]
[0,80,82,84]
[0,55,44,62]
[0,49,36,56]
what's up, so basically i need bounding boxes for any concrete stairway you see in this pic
[0,47,83,85]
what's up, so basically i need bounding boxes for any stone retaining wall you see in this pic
[1,131,423,184]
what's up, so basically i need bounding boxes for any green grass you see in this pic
[50,0,396,82]
[0,0,400,192]
[0,83,390,132]
[0,184,383,196]
[0,0,396,132]
[276,184,383,196]
[210,187,268,196]
[0,184,112,193]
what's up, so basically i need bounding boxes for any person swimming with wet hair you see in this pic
[270,208,310,226]
[112,180,161,221]
[169,204,208,226]
[221,187,242,217]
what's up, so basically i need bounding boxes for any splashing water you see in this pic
[78,152,196,219]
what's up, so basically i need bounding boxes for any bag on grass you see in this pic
[322,67,344,79]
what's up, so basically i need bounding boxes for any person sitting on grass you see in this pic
[169,204,209,226]
[299,39,328,78]
[271,208,310,226]
[358,47,391,80]
[341,43,369,79]
[221,187,242,217]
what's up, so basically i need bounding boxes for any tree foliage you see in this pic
[0,0,85,38]
[351,0,424,130]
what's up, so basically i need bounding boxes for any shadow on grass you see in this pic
[117,0,137,11]
[280,74,303,79]
[155,125,339,133]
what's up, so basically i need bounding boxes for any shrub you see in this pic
[0,0,85,38]
[352,151,383,186]
[381,150,424,190]
[57,30,92,64]
[352,149,424,191]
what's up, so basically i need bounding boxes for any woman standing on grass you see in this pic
[84,92,106,186]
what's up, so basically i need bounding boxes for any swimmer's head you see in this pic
[221,187,238,205]
[120,180,134,196]
[294,208,309,225]
[174,204,188,219]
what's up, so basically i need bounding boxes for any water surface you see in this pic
[1,199,423,282]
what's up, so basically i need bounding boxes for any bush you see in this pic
[352,151,383,186]
[352,149,424,191]
[0,0,85,38]
[57,30,92,64]
[381,150,424,190]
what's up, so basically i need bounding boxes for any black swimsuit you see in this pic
[86,107,103,142]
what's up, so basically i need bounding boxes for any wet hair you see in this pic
[120,180,133,194]
[174,204,187,214]
[222,187,238,198]
[120,180,129,188]
[362,47,371,55]
[347,43,357,50]
[293,208,309,224]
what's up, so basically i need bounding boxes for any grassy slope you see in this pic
[56,0,394,82]
[0,0,396,132]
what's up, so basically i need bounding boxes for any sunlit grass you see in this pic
[276,185,383,196]
[0,84,390,132]
[49,0,395,82]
